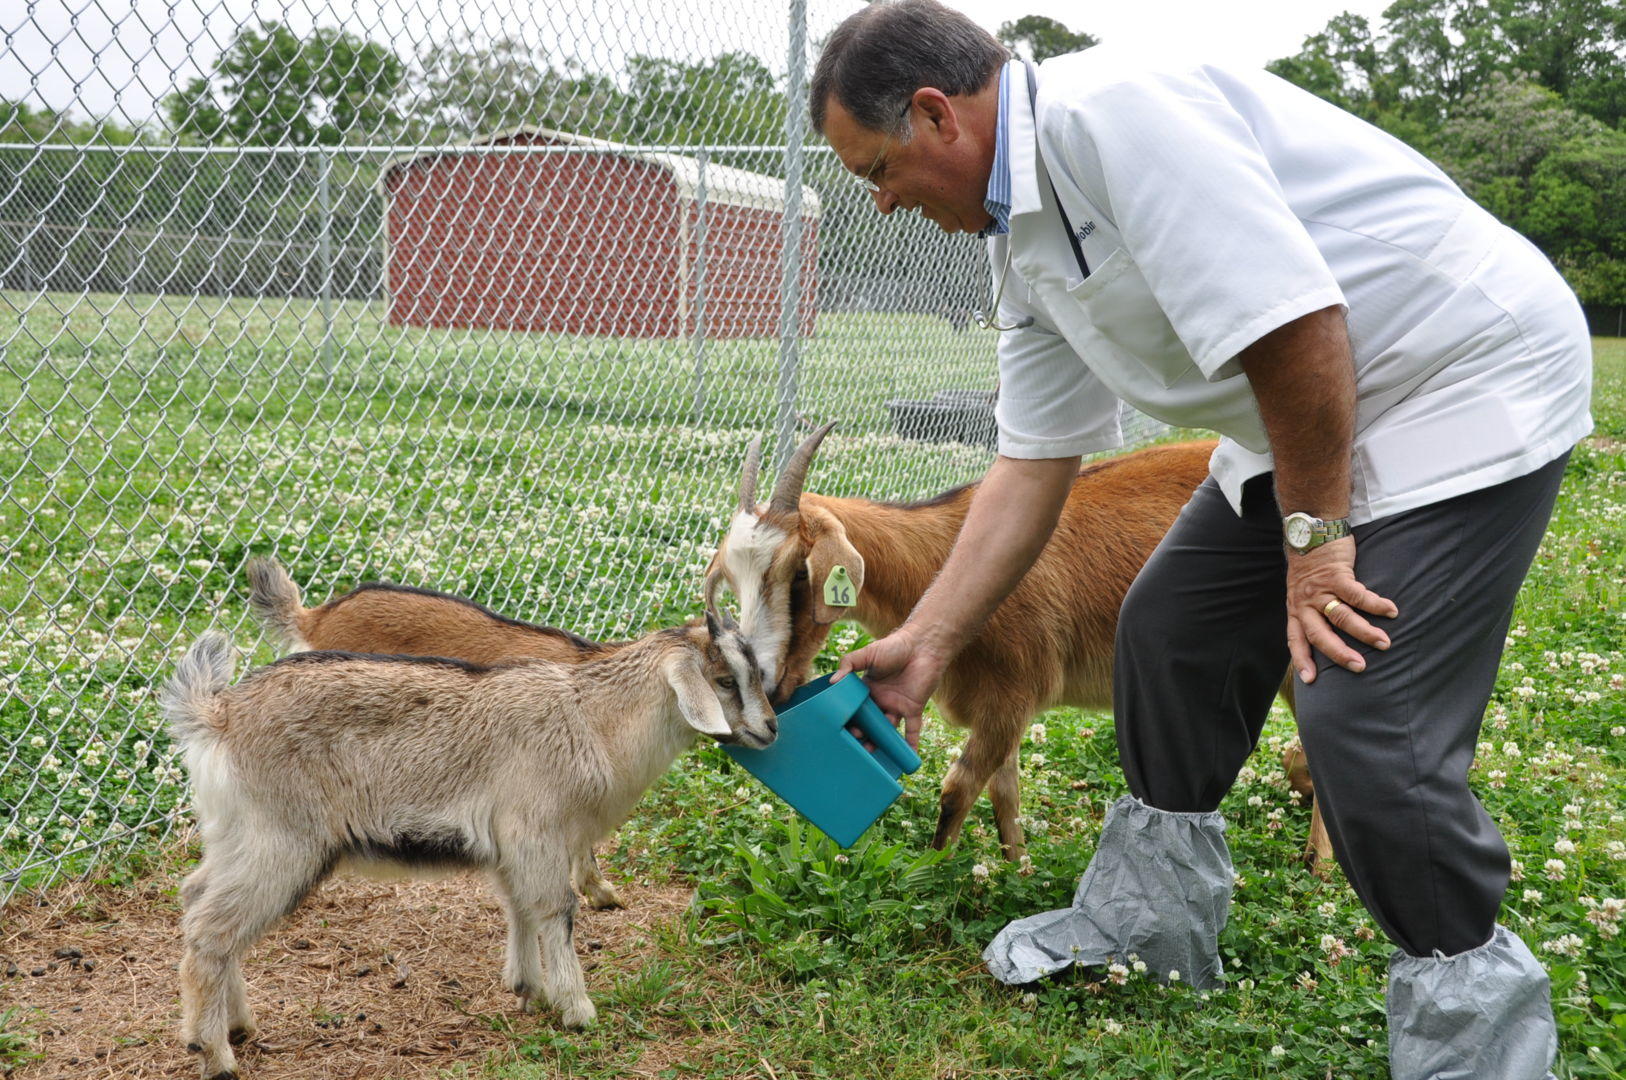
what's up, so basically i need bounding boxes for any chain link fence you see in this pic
[0,0,1163,898]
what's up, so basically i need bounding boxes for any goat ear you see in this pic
[802,505,864,626]
[663,652,732,738]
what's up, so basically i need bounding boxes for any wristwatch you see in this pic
[1283,512,1351,554]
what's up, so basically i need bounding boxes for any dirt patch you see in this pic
[1,861,695,1079]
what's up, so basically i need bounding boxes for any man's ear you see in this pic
[663,652,732,738]
[802,504,864,626]
[913,87,959,143]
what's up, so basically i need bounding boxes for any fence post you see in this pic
[774,0,809,468]
[691,149,710,425]
[318,146,336,375]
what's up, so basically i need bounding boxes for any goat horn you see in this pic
[703,567,723,615]
[767,421,837,515]
[738,436,763,512]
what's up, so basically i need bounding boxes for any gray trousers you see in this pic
[1114,453,1569,957]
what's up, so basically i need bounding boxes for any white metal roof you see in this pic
[381,126,821,219]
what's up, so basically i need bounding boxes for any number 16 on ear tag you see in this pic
[823,565,857,607]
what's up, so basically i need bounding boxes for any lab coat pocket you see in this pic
[1067,248,1197,389]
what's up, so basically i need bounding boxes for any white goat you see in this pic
[163,615,774,1080]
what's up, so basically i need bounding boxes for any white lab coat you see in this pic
[989,49,1593,524]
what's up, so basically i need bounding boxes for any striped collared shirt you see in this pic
[977,63,1013,239]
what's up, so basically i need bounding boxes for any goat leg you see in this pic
[986,745,1027,860]
[932,716,1026,854]
[572,849,625,910]
[1305,803,1336,879]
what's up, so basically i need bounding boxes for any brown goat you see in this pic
[245,559,648,909]
[709,428,1331,870]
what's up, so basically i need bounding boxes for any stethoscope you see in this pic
[972,61,1088,334]
[972,244,1034,332]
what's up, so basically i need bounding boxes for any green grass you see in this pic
[0,1007,40,1071]
[2,290,1622,1077]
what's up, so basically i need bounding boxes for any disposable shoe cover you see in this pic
[983,795,1232,988]
[1388,924,1557,1080]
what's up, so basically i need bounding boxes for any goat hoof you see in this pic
[560,998,596,1029]
[185,1042,203,1054]
[228,1025,257,1046]
[584,885,625,911]
[206,1071,239,1080]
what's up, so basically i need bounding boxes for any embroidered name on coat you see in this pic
[1075,220,1097,242]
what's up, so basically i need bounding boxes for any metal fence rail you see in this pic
[0,0,1164,897]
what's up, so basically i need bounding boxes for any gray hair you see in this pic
[810,0,1009,137]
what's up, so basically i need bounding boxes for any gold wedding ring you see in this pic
[1323,599,1343,617]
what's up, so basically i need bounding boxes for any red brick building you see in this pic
[380,128,821,338]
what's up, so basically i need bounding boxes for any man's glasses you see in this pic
[847,101,912,194]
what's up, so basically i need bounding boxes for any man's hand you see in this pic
[833,629,951,750]
[1286,536,1397,683]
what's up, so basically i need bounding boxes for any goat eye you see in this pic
[716,676,737,690]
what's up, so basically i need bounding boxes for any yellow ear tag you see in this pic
[822,565,857,607]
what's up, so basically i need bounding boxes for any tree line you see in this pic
[1,3,1621,308]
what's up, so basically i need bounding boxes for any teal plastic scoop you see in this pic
[723,673,923,847]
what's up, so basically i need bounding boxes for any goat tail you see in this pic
[246,556,309,651]
[161,631,234,749]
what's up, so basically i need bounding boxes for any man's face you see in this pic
[822,93,994,235]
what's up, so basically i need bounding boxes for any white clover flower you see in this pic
[1029,723,1047,744]
[971,862,991,882]
[1317,901,1337,917]
[1510,859,1526,881]
[1248,795,1265,808]
[1555,839,1578,855]
[1132,959,1147,974]
[1027,753,1046,769]
[1103,1019,1124,1035]
[1502,741,1522,758]
[1523,889,1544,903]
[1270,1045,1287,1059]
[1545,858,1568,881]
[1541,934,1584,958]
[1107,963,1129,985]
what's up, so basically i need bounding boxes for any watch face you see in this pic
[1285,517,1313,549]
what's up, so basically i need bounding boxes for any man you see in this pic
[815,2,1592,1078]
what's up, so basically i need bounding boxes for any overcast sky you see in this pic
[1,0,1395,131]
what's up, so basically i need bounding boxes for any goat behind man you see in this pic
[708,426,1327,869]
